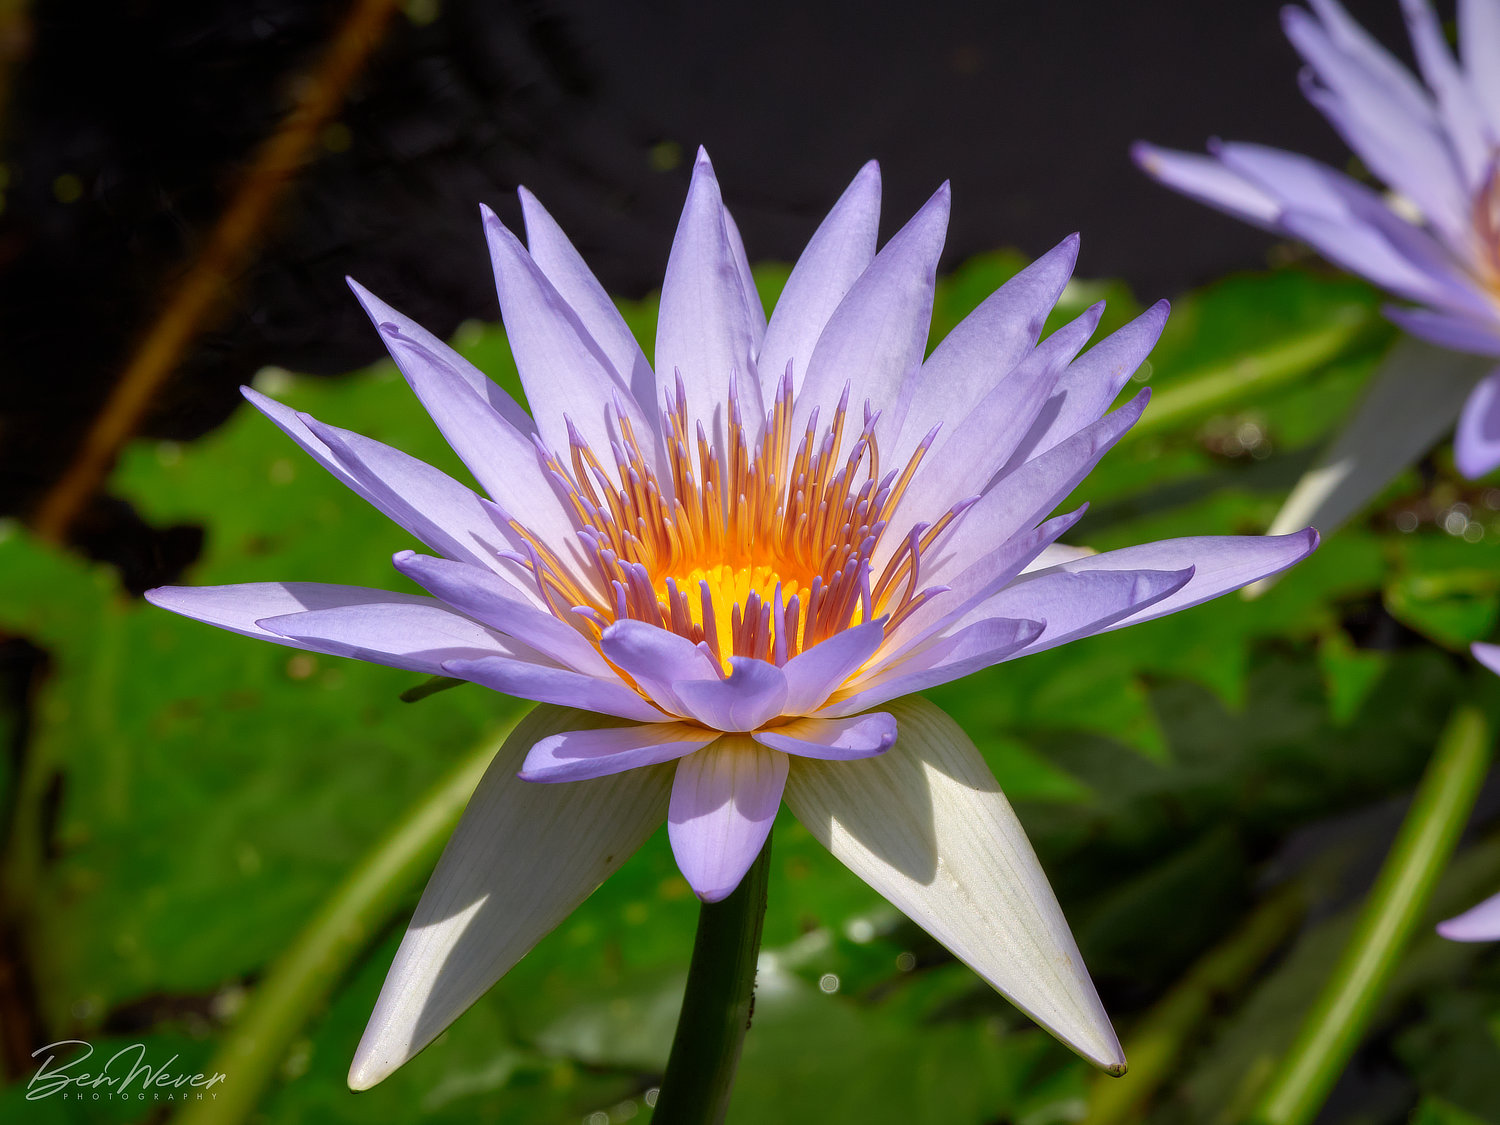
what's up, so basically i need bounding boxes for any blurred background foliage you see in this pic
[5,251,1500,1124]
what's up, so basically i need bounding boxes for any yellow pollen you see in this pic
[509,369,953,706]
[667,562,805,671]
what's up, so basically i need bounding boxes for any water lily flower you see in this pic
[1135,0,1500,538]
[147,149,1317,1088]
[1439,640,1500,940]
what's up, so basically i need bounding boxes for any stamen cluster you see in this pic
[513,368,959,672]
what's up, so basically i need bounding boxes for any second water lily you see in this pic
[1137,0,1500,536]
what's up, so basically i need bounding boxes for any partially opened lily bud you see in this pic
[147,148,1317,1088]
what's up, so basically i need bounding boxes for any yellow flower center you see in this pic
[668,562,807,671]
[505,370,957,690]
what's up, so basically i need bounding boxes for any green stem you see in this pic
[1250,702,1493,1125]
[1087,880,1309,1125]
[651,836,774,1125]
[1125,304,1385,442]
[171,712,524,1125]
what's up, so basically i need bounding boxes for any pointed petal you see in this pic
[349,279,535,435]
[1024,532,1318,633]
[443,655,666,723]
[783,696,1123,1072]
[257,600,527,674]
[674,657,790,732]
[1131,143,1281,228]
[668,736,787,902]
[347,285,599,543]
[1210,141,1487,313]
[1473,641,1500,676]
[1264,338,1491,541]
[899,302,1102,519]
[599,619,722,716]
[656,149,762,450]
[757,161,881,407]
[520,721,717,782]
[1021,543,1096,574]
[393,551,609,674]
[979,567,1196,659]
[912,391,1149,599]
[349,706,672,1089]
[822,617,1044,717]
[240,388,511,570]
[1455,369,1500,478]
[1308,0,1437,125]
[1018,301,1169,461]
[294,403,585,579]
[752,711,897,760]
[1437,889,1500,941]
[1400,0,1492,186]
[723,206,767,342]
[893,235,1080,460]
[780,620,887,714]
[794,182,950,442]
[1284,6,1468,241]
[146,582,436,653]
[518,186,657,415]
[1383,305,1500,357]
[1460,0,1500,124]
[893,507,1089,650]
[483,206,659,469]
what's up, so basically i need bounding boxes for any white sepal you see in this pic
[349,706,672,1089]
[782,695,1124,1073]
[1272,337,1489,535]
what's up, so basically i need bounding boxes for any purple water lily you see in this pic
[1136,0,1500,538]
[1440,640,1500,940]
[147,149,1317,1086]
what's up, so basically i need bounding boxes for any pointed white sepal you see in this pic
[1247,336,1492,597]
[782,695,1124,1073]
[348,706,673,1090]
[1272,336,1490,532]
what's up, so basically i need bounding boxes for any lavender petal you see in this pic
[668,736,787,902]
[520,721,717,783]
[752,711,898,760]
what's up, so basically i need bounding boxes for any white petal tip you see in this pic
[1065,1025,1127,1073]
[347,1054,393,1092]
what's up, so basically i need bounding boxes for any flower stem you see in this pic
[170,712,524,1125]
[1250,702,1493,1125]
[652,836,774,1125]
